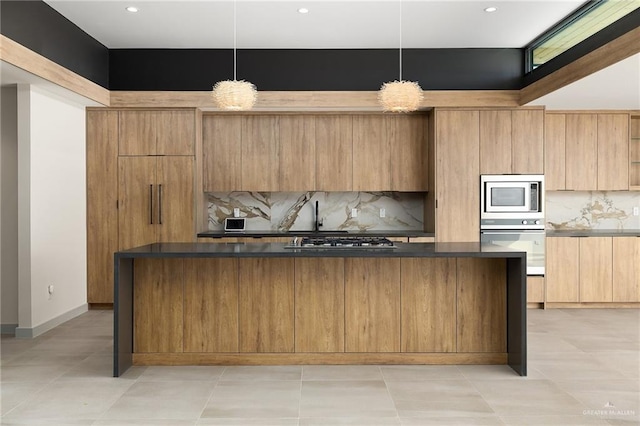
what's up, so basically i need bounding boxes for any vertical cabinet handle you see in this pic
[149,184,154,224]
[158,184,163,225]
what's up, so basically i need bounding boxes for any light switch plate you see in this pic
[233,208,240,218]
[380,208,386,218]
[633,206,639,216]
[351,208,358,218]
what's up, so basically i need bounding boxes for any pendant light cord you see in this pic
[233,0,237,81]
[398,0,402,81]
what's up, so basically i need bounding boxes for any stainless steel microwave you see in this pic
[481,175,544,220]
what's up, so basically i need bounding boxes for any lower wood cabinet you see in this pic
[527,276,545,304]
[133,257,508,356]
[545,236,639,304]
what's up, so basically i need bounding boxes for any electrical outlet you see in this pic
[48,285,54,294]
[380,208,386,218]
[633,206,639,216]
[351,208,358,218]
[233,208,240,218]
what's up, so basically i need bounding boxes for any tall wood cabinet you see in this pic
[87,109,196,304]
[545,113,629,191]
[630,115,640,189]
[434,110,480,242]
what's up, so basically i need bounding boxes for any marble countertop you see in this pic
[197,230,435,238]
[546,230,640,237]
[116,242,524,259]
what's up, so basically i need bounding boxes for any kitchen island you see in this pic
[114,242,527,376]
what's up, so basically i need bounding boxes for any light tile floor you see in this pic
[1,308,638,425]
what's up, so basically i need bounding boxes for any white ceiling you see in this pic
[44,0,585,49]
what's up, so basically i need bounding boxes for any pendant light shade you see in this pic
[212,80,257,111]
[378,80,423,113]
[379,0,423,113]
[212,0,257,111]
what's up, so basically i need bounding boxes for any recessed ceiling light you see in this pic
[298,8,309,14]
[125,6,139,13]
[484,6,498,13]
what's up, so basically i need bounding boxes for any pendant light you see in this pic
[378,0,423,112]
[212,0,257,110]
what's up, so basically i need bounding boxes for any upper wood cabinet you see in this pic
[479,109,544,175]
[545,113,629,191]
[435,110,480,243]
[631,116,640,189]
[119,110,195,156]
[316,115,353,191]
[203,113,428,192]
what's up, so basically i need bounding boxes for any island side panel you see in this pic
[345,258,401,353]
[184,258,239,352]
[400,258,457,352]
[456,258,507,353]
[134,258,184,353]
[238,258,295,353]
[507,256,527,376]
[295,258,345,352]
[114,256,133,377]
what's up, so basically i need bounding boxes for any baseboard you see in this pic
[545,302,640,309]
[1,323,18,334]
[15,304,88,338]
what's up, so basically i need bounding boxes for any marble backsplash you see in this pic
[546,191,640,230]
[207,192,425,232]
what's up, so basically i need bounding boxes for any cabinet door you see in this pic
[156,110,195,156]
[353,115,390,191]
[527,276,545,304]
[134,258,184,353]
[203,115,242,192]
[118,156,157,250]
[157,156,194,242]
[566,114,597,190]
[238,258,294,352]
[242,116,279,191]
[613,237,640,302]
[545,237,579,302]
[512,109,544,174]
[597,114,629,190]
[316,115,353,191]
[435,110,480,242]
[295,258,345,352]
[390,115,428,191]
[579,237,613,302]
[457,258,506,353]
[544,114,567,190]
[401,258,456,352]
[345,258,400,352]
[479,110,512,174]
[86,111,119,304]
[119,111,156,156]
[279,115,316,191]
[183,258,239,352]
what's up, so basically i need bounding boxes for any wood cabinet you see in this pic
[631,116,640,189]
[435,110,480,242]
[118,156,194,250]
[279,115,316,191]
[134,258,184,353]
[527,276,545,304]
[613,237,640,302]
[345,258,401,352]
[86,111,119,304]
[546,237,580,302]
[202,115,241,192]
[316,115,353,191]
[389,115,428,191]
[479,109,544,175]
[545,113,629,190]
[579,237,613,302]
[119,110,194,156]
[295,258,345,352]
[353,116,390,191]
[238,258,295,352]
[241,115,279,191]
[400,258,456,352]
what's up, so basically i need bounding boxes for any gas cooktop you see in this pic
[285,236,397,249]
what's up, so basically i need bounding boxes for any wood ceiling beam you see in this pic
[519,26,640,106]
[0,35,110,106]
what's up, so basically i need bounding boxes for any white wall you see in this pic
[1,86,19,328]
[16,84,87,336]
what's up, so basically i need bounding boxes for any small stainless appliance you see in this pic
[480,174,545,275]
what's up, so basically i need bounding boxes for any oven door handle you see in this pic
[481,231,546,235]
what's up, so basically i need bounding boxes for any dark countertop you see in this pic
[546,230,640,237]
[116,242,525,260]
[197,230,434,239]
